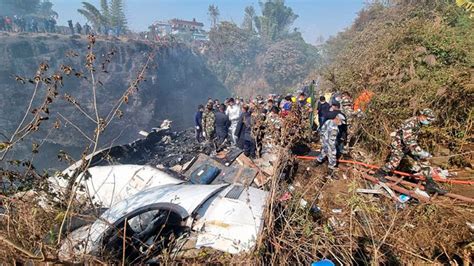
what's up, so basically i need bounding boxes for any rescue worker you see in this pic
[263,99,275,114]
[330,91,342,106]
[236,104,256,158]
[225,98,241,145]
[194,104,204,143]
[201,103,216,142]
[325,102,347,158]
[265,106,282,143]
[207,98,214,108]
[213,99,220,111]
[374,108,446,194]
[314,113,346,176]
[317,96,330,129]
[340,91,355,153]
[297,92,310,109]
[215,104,231,147]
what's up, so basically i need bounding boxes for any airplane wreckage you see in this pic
[42,121,285,262]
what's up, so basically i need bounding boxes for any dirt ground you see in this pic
[285,149,474,264]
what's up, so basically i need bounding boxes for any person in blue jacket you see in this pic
[235,104,256,158]
[215,104,231,146]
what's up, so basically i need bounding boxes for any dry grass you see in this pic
[321,1,474,165]
[1,3,474,262]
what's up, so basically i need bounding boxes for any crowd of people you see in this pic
[0,15,56,33]
[195,91,330,159]
[195,88,446,195]
[0,15,96,36]
[67,20,91,36]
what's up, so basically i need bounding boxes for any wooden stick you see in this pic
[0,235,42,260]
[385,176,474,203]
[359,173,430,203]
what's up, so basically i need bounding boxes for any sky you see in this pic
[51,0,366,44]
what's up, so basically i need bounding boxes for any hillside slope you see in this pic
[0,33,228,169]
[321,1,473,164]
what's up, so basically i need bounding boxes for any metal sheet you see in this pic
[50,165,185,207]
[184,153,257,186]
[83,183,228,253]
[193,185,268,254]
[83,165,184,207]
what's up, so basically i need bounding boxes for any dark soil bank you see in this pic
[0,33,229,170]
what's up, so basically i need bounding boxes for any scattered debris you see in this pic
[138,130,149,137]
[356,188,384,195]
[467,222,474,232]
[398,194,411,203]
[53,128,271,262]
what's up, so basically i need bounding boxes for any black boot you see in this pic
[313,159,323,167]
[374,169,389,183]
[425,179,447,195]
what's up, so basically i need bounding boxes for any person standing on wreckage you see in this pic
[235,104,256,158]
[313,113,346,176]
[374,108,447,195]
[202,103,216,142]
[215,103,231,149]
[195,104,204,143]
[225,98,241,145]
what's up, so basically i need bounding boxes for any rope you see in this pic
[295,155,474,185]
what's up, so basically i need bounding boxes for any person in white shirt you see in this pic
[225,98,241,145]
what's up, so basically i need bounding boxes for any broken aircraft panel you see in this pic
[55,128,272,261]
[60,184,228,258]
[193,184,268,254]
[59,178,269,260]
[49,164,185,207]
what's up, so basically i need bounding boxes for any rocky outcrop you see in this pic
[0,33,229,170]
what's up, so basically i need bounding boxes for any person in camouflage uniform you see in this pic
[201,103,216,142]
[340,91,355,154]
[264,106,282,145]
[296,92,313,139]
[374,108,446,194]
[314,113,345,176]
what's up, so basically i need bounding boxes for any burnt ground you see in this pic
[97,127,473,265]
[0,124,472,264]
[89,128,214,169]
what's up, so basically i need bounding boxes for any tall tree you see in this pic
[255,0,298,41]
[110,0,128,32]
[37,0,58,18]
[100,0,110,30]
[242,6,256,32]
[100,0,110,19]
[208,4,220,28]
[77,2,106,30]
